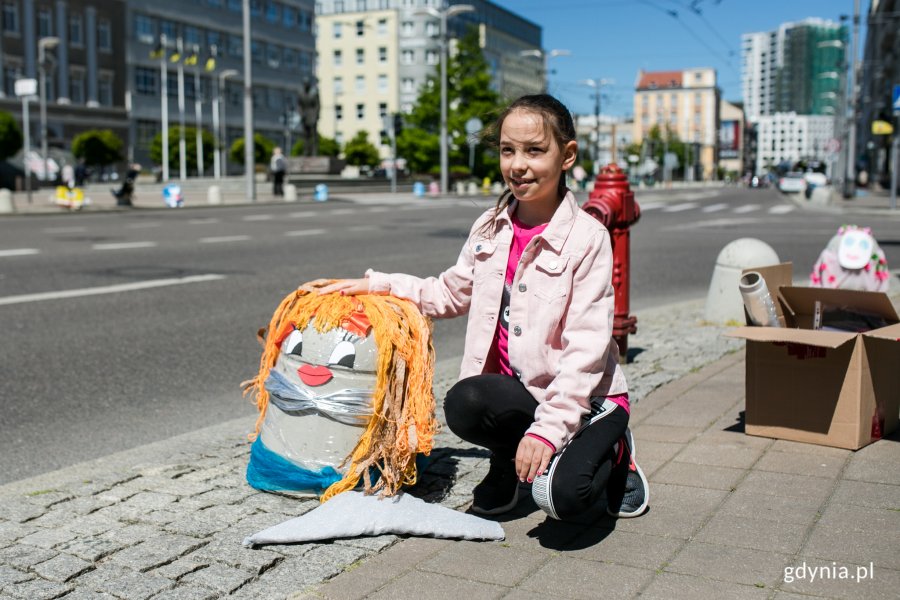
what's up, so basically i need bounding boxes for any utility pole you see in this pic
[242,0,255,201]
[844,0,860,198]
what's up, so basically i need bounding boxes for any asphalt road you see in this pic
[0,186,897,483]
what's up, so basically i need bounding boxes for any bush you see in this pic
[149,127,215,174]
[0,111,22,161]
[229,134,276,166]
[72,129,123,166]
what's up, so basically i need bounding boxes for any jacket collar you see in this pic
[499,190,578,254]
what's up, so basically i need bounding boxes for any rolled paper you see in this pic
[739,271,781,327]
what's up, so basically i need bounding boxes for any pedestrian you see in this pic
[270,146,286,196]
[74,158,89,188]
[572,163,587,191]
[300,94,649,521]
[61,162,75,189]
[112,163,140,207]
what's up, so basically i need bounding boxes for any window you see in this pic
[377,18,387,35]
[356,0,367,10]
[355,75,364,92]
[4,67,16,96]
[38,7,52,37]
[299,51,311,71]
[377,74,387,93]
[379,102,387,118]
[251,40,262,65]
[98,74,113,106]
[228,0,241,11]
[228,34,243,57]
[135,67,157,95]
[333,22,343,38]
[69,70,85,104]
[69,14,83,47]
[355,48,364,65]
[266,1,280,23]
[134,14,155,42]
[2,3,19,34]
[425,50,437,65]
[283,6,296,27]
[160,20,177,40]
[298,9,311,32]
[401,78,414,93]
[250,0,262,17]
[167,73,178,97]
[267,43,280,67]
[336,104,343,120]
[185,26,200,47]
[334,77,343,94]
[207,0,223,7]
[283,47,297,69]
[378,47,387,63]
[206,30,221,52]
[401,21,413,36]
[401,50,414,65]
[98,19,112,52]
[425,22,438,37]
[333,49,342,66]
[355,20,365,36]
[356,103,364,119]
[136,121,159,149]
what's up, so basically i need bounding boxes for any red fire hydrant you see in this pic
[581,163,640,358]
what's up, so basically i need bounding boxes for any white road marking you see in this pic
[284,228,326,237]
[43,226,86,233]
[289,211,316,218]
[0,248,40,257]
[347,225,377,232]
[367,207,390,213]
[92,241,158,250]
[199,235,251,244]
[733,204,761,214]
[768,205,796,214]
[328,208,355,215]
[188,217,220,224]
[126,222,162,229]
[638,203,663,211]
[243,214,274,221]
[664,217,765,231]
[662,202,699,212]
[0,274,226,307]
[701,203,729,213]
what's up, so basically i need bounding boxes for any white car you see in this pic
[778,172,807,194]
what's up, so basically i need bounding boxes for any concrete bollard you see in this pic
[283,184,297,202]
[0,189,14,213]
[454,181,466,196]
[466,181,478,196]
[491,182,504,195]
[704,238,780,324]
[207,185,222,205]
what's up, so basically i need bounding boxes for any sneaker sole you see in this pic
[470,485,520,516]
[607,460,650,518]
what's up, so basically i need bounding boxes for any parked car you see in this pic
[778,172,807,194]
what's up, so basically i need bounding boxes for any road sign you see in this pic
[14,78,37,97]
[893,84,900,114]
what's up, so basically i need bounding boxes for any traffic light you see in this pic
[393,113,403,137]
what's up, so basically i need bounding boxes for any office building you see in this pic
[753,111,833,175]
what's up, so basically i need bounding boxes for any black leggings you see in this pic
[444,373,628,520]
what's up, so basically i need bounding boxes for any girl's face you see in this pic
[499,109,576,206]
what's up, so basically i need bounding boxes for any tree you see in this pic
[228,133,275,166]
[342,131,379,167]
[0,111,22,161]
[291,134,340,158]
[71,129,123,167]
[150,127,216,174]
[397,25,503,178]
[641,124,686,179]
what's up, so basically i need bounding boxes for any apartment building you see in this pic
[632,68,720,180]
[314,0,542,158]
[753,111,833,175]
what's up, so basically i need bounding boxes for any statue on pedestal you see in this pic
[297,79,320,157]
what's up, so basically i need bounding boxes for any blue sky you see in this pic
[490,0,862,118]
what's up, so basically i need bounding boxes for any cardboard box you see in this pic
[728,263,900,450]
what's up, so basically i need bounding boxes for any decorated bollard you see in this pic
[581,163,641,357]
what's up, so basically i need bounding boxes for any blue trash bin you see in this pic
[314,184,328,202]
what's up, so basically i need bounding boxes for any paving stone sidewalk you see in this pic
[1,295,898,600]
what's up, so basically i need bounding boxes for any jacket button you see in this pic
[513,325,522,336]
[549,260,559,270]
[518,283,527,292]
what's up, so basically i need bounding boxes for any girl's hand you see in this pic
[515,436,554,483]
[298,278,371,296]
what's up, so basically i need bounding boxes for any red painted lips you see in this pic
[297,364,333,387]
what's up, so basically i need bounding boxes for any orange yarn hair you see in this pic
[241,287,437,500]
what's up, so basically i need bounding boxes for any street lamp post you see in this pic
[215,69,238,179]
[581,78,614,175]
[176,37,187,181]
[416,3,474,195]
[38,36,59,186]
[192,45,204,178]
[242,0,255,201]
[519,48,570,93]
[159,34,170,182]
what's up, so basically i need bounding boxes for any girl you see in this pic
[302,94,648,521]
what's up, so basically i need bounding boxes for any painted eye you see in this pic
[842,237,854,247]
[283,329,303,356]
[328,340,356,369]
[860,239,870,251]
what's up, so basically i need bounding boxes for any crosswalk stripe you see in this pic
[289,211,316,218]
[639,203,663,211]
[768,205,796,214]
[188,218,220,224]
[733,204,761,214]
[284,229,326,237]
[199,235,251,243]
[0,248,39,257]
[662,203,699,212]
[328,208,355,215]
[701,203,728,213]
[243,214,274,221]
[92,241,158,250]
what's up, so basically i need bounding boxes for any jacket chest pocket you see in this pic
[531,255,570,302]
[471,239,501,281]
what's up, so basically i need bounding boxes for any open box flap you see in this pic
[864,322,900,341]
[726,326,857,348]
[779,286,900,322]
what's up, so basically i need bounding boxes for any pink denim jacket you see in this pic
[366,191,628,450]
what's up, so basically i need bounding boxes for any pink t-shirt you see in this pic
[495,213,548,376]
